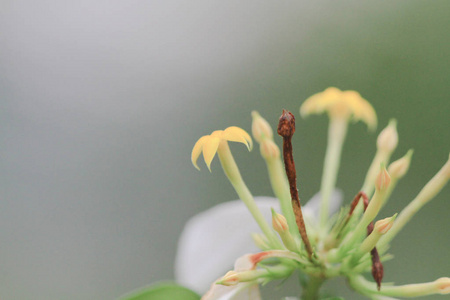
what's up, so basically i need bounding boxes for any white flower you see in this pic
[175,191,343,298]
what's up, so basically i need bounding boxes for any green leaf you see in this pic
[119,282,201,300]
[321,297,345,300]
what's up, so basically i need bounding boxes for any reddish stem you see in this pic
[277,110,314,258]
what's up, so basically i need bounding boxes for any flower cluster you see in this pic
[181,88,449,300]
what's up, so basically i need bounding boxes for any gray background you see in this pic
[1,1,449,299]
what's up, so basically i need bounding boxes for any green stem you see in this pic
[378,158,449,249]
[320,118,348,229]
[302,275,324,300]
[362,151,385,196]
[266,156,301,242]
[217,141,282,248]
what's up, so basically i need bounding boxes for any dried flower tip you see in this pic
[372,257,384,291]
[271,209,289,232]
[377,119,398,153]
[375,165,391,191]
[277,110,295,138]
[260,139,280,160]
[388,149,413,180]
[251,111,273,143]
[300,87,377,131]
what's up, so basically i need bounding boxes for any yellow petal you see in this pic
[223,126,253,151]
[210,130,224,138]
[358,99,377,131]
[343,90,377,131]
[191,135,209,170]
[300,87,341,117]
[203,136,221,172]
[301,87,377,131]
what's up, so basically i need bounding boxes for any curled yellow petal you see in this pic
[223,126,253,151]
[357,97,377,131]
[202,136,221,172]
[300,87,341,117]
[191,136,209,170]
[191,126,252,171]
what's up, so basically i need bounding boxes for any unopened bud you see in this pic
[377,119,398,153]
[352,214,397,264]
[380,277,450,297]
[388,149,413,180]
[219,271,239,286]
[251,111,273,143]
[375,165,391,191]
[348,167,392,244]
[436,277,450,294]
[260,139,280,160]
[218,269,268,286]
[379,154,450,249]
[374,214,397,234]
[271,209,299,252]
[271,209,288,233]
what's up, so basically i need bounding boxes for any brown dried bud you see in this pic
[277,110,295,138]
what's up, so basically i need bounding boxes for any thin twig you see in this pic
[277,109,314,257]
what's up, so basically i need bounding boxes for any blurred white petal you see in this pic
[175,197,280,293]
[175,190,343,294]
[202,255,261,300]
[202,281,260,300]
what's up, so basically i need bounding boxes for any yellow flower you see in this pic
[300,87,377,131]
[191,126,252,171]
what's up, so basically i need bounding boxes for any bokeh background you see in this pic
[1,1,449,299]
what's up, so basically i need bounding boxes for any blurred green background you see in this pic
[1,1,449,299]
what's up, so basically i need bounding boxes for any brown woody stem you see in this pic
[277,110,314,257]
[347,191,384,290]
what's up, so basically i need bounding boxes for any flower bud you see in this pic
[436,277,450,294]
[379,154,450,249]
[374,214,397,234]
[352,214,397,263]
[377,119,398,153]
[271,209,288,233]
[218,269,269,286]
[251,111,273,143]
[375,165,391,191]
[381,277,450,297]
[260,139,280,160]
[388,149,413,180]
[219,271,239,286]
[271,209,299,252]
